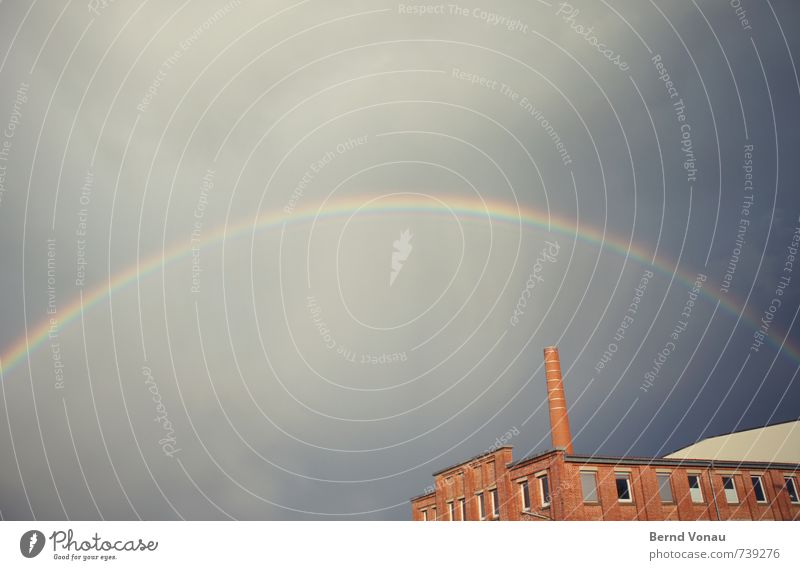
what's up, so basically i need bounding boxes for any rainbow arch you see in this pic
[1,195,797,377]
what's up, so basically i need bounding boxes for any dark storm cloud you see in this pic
[0,0,798,520]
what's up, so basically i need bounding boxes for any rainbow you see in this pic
[1,195,797,377]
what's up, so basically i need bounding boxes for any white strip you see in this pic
[0,521,794,568]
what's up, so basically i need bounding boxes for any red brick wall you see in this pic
[412,449,800,521]
[411,494,436,521]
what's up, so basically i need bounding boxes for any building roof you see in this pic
[409,490,435,502]
[663,419,800,463]
[412,420,800,503]
[510,449,800,471]
[431,446,513,477]
[565,453,800,471]
[507,448,562,469]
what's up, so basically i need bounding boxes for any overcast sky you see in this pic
[0,0,798,520]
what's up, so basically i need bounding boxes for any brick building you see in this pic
[411,347,800,521]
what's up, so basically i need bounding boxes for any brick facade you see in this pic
[411,448,800,521]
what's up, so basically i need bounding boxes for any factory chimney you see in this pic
[544,346,574,454]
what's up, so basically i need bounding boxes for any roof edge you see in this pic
[565,453,800,470]
[409,491,436,503]
[661,418,800,458]
[431,446,514,477]
[507,448,563,469]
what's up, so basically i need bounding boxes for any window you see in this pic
[519,480,531,511]
[458,497,466,520]
[477,492,486,520]
[615,472,632,502]
[431,506,437,520]
[447,500,455,521]
[722,476,738,504]
[490,488,500,518]
[751,476,767,503]
[688,475,704,503]
[786,477,799,504]
[580,471,598,502]
[421,509,428,521]
[656,473,673,503]
[538,474,551,507]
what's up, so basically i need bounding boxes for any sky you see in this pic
[0,0,798,520]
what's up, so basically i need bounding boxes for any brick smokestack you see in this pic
[544,346,574,454]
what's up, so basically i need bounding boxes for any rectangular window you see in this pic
[688,475,704,503]
[458,497,466,520]
[477,492,486,520]
[447,500,455,521]
[519,480,530,511]
[580,471,598,502]
[491,488,499,518]
[751,476,767,503]
[657,473,673,503]
[538,474,551,507]
[722,476,739,504]
[615,472,632,502]
[421,509,428,521]
[431,507,437,520]
[786,477,800,504]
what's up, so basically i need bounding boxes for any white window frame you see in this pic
[580,471,598,503]
[519,480,530,511]
[615,472,633,503]
[688,474,704,504]
[490,487,499,519]
[421,509,428,521]
[477,492,486,520]
[537,473,551,507]
[447,500,455,521]
[751,475,767,504]
[785,476,800,504]
[722,475,739,504]
[458,497,466,520]
[656,472,674,503]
